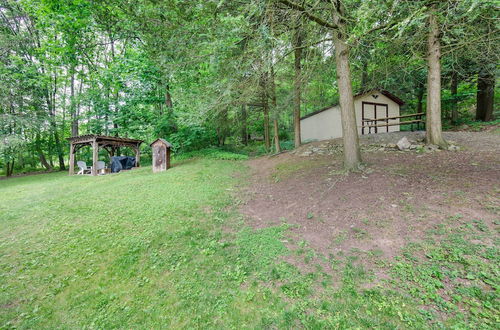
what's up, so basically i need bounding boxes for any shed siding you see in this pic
[354,92,400,134]
[300,91,401,142]
[301,106,342,142]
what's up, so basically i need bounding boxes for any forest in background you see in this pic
[0,0,498,176]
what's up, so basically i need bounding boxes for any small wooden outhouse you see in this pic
[150,138,172,172]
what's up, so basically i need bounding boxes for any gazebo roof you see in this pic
[67,134,143,146]
[68,135,143,176]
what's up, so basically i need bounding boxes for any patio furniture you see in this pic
[95,161,105,170]
[68,135,143,176]
[110,156,136,173]
[77,161,91,175]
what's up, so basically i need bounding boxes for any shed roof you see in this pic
[150,138,173,148]
[300,89,405,120]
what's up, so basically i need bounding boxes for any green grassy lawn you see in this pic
[1,160,285,328]
[1,159,498,328]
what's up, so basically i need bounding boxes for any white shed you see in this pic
[300,90,405,142]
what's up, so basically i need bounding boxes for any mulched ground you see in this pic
[239,131,500,273]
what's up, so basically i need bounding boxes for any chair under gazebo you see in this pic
[67,135,143,176]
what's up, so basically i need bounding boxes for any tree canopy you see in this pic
[0,0,498,175]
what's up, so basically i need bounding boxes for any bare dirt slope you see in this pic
[239,131,500,271]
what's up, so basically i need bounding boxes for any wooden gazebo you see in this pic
[68,135,143,176]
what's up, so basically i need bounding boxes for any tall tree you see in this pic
[260,72,271,151]
[270,65,280,153]
[292,17,303,148]
[425,4,446,147]
[277,0,362,169]
[1,0,497,175]
[476,69,495,122]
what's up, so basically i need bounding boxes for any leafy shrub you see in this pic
[174,148,248,161]
[166,126,218,153]
[443,117,500,131]
[279,140,295,151]
[231,142,268,157]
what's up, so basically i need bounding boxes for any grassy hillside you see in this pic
[0,158,497,328]
[1,160,285,328]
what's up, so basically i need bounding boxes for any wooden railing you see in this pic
[362,113,425,134]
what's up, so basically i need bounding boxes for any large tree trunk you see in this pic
[262,99,271,151]
[425,7,447,148]
[110,36,120,139]
[270,66,281,153]
[416,82,425,114]
[53,129,65,170]
[104,83,110,135]
[216,108,228,147]
[273,119,280,152]
[76,76,83,132]
[70,65,79,137]
[450,71,459,125]
[113,89,119,136]
[45,86,66,170]
[5,158,14,177]
[332,2,362,170]
[240,104,248,145]
[476,70,495,121]
[260,74,271,151]
[53,70,66,170]
[164,82,177,133]
[35,133,52,170]
[165,83,173,110]
[48,135,54,168]
[6,159,14,177]
[292,22,303,148]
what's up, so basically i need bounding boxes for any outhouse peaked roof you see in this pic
[150,138,173,148]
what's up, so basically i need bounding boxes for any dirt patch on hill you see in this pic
[239,131,500,274]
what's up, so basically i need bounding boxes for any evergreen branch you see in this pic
[275,0,337,30]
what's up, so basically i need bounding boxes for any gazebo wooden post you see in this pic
[91,138,98,176]
[69,142,75,175]
[135,143,140,167]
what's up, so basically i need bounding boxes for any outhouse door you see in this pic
[155,146,166,171]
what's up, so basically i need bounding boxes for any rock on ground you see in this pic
[396,136,411,150]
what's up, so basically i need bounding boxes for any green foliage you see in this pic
[279,140,295,151]
[444,118,500,132]
[165,125,217,153]
[175,148,248,161]
[390,217,499,328]
[1,0,498,176]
